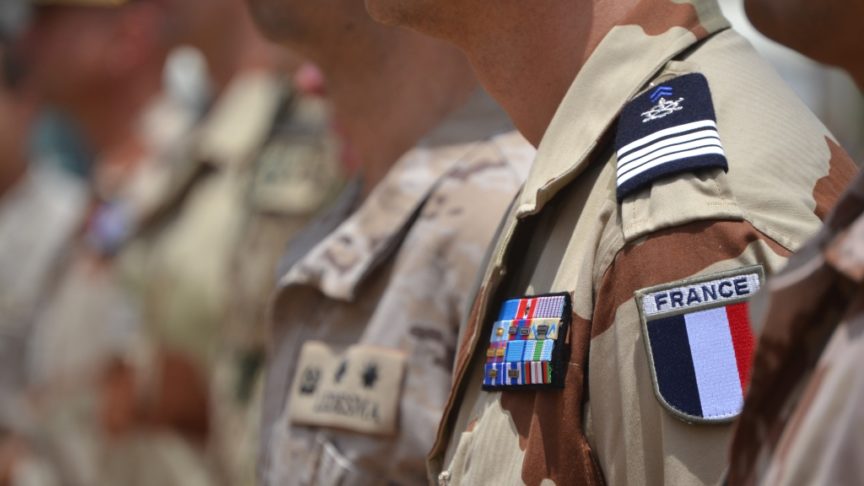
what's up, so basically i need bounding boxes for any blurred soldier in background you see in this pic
[7,1,212,484]
[244,0,534,483]
[113,0,342,484]
[0,39,85,486]
[5,0,341,484]
[366,0,857,484]
[728,0,864,484]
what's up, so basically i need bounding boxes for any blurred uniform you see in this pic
[427,2,857,485]
[117,72,341,486]
[23,86,205,486]
[0,160,86,401]
[260,90,533,485]
[727,167,864,483]
[0,69,86,486]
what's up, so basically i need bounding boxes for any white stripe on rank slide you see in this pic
[642,272,761,317]
[684,307,744,419]
[617,145,727,186]
[617,134,722,176]
[616,119,718,157]
[617,128,721,167]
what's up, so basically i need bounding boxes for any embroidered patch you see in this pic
[482,293,571,391]
[287,342,405,436]
[636,266,763,424]
[615,73,728,201]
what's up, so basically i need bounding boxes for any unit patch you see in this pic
[482,293,571,391]
[637,266,763,423]
[287,341,406,436]
[615,73,728,201]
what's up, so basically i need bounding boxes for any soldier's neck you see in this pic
[319,38,477,198]
[454,0,639,146]
[73,66,164,175]
[203,13,282,96]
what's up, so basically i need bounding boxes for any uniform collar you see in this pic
[107,72,287,250]
[194,70,287,169]
[516,0,728,217]
[278,88,513,301]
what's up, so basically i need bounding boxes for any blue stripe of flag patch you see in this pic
[615,73,727,201]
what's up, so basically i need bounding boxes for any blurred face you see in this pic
[364,0,465,38]
[12,7,119,106]
[745,0,864,74]
[157,0,234,51]
[245,0,366,50]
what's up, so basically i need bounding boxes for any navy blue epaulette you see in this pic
[615,73,728,201]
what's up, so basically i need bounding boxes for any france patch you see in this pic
[482,293,571,391]
[636,266,763,423]
[615,73,728,201]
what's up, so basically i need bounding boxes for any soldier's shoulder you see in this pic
[611,31,858,252]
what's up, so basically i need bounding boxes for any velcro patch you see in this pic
[287,341,405,436]
[482,293,571,391]
[615,73,728,201]
[636,266,763,423]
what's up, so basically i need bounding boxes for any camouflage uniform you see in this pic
[117,71,341,486]
[0,164,85,486]
[260,89,534,485]
[0,165,86,399]
[428,2,858,485]
[727,172,864,484]
[21,91,203,486]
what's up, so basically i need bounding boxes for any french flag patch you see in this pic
[615,73,728,201]
[637,266,764,423]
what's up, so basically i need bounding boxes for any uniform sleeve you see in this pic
[587,219,792,486]
[759,303,864,485]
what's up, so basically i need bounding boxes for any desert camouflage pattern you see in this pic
[17,92,207,486]
[116,71,341,486]
[728,171,864,485]
[0,165,85,486]
[429,1,858,485]
[260,89,534,485]
[0,165,85,399]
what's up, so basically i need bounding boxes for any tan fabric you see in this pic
[0,165,85,486]
[116,72,341,486]
[0,166,85,400]
[260,89,534,485]
[728,172,864,485]
[20,92,207,486]
[429,2,858,485]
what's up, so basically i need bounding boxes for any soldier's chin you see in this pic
[363,0,421,27]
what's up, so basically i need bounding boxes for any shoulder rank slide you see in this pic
[482,293,571,391]
[637,266,763,423]
[615,73,728,201]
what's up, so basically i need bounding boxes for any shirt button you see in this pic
[438,470,451,486]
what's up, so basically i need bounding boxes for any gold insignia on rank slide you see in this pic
[636,266,763,424]
[482,293,572,391]
[288,341,406,436]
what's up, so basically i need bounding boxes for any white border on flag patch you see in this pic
[641,270,762,318]
[635,265,764,425]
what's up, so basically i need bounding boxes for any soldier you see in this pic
[727,0,864,484]
[243,0,535,483]
[364,0,859,484]
[7,1,220,484]
[0,39,85,486]
[112,1,343,484]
